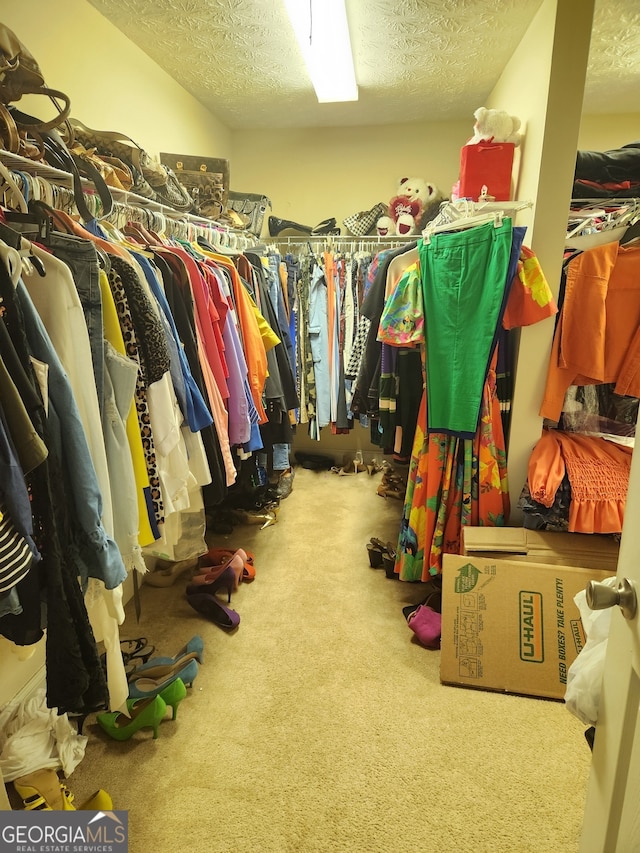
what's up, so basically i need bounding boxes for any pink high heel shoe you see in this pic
[195,552,244,589]
[204,547,256,582]
[186,565,236,603]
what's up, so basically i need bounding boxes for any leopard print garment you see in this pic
[107,263,165,531]
[109,255,171,385]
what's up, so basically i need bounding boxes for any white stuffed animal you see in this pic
[376,177,442,236]
[468,107,522,147]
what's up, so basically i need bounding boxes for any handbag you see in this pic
[160,152,230,219]
[0,25,71,159]
[0,25,70,130]
[70,119,193,211]
[227,191,272,237]
[459,142,515,201]
[343,202,388,237]
[7,110,114,222]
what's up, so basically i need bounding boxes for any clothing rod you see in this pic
[269,234,417,243]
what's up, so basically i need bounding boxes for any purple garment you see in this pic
[209,268,255,446]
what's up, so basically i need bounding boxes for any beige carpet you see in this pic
[64,466,591,853]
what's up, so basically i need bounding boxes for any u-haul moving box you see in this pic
[440,553,616,700]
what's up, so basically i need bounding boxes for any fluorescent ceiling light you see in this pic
[283,0,358,103]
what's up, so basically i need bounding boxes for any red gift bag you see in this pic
[459,142,515,201]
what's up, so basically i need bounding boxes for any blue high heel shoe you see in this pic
[97,694,167,740]
[128,658,199,700]
[132,635,204,673]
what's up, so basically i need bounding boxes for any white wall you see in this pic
[578,113,640,151]
[486,0,596,520]
[231,120,470,233]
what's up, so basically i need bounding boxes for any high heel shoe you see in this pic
[204,547,256,582]
[186,565,236,602]
[127,677,187,721]
[78,789,113,810]
[134,635,204,668]
[195,551,244,589]
[14,769,76,810]
[127,652,199,684]
[311,217,338,235]
[268,216,313,237]
[97,694,167,740]
[187,592,240,630]
[128,658,199,700]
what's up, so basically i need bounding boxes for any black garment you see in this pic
[351,243,418,417]
[573,141,640,197]
[575,141,640,183]
[0,261,107,714]
[245,253,299,446]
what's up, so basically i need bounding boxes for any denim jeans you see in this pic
[308,265,331,428]
[267,254,295,372]
[42,232,104,415]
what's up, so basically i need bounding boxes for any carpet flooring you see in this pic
[63,466,592,853]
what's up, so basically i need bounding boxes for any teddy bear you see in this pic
[468,106,522,146]
[376,177,442,237]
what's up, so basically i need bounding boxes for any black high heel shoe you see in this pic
[268,216,313,237]
[311,218,339,235]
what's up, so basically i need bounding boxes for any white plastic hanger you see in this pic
[422,210,504,244]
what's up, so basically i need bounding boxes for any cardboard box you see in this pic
[440,553,616,700]
[462,527,619,572]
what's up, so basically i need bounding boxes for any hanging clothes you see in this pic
[379,222,557,578]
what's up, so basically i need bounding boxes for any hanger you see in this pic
[0,161,29,214]
[620,219,640,246]
[422,210,504,243]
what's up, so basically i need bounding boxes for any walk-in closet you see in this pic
[0,1,638,851]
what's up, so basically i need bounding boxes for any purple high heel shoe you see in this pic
[186,592,240,630]
[185,565,236,603]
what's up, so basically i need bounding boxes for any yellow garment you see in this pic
[250,294,281,353]
[99,268,155,547]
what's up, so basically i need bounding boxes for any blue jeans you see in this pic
[42,232,104,415]
[308,265,331,428]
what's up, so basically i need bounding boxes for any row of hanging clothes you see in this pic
[0,152,299,717]
[263,234,417,442]
[518,197,640,535]
[362,199,559,581]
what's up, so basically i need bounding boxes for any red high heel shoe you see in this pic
[205,547,256,582]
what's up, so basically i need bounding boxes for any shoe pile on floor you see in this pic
[376,460,408,500]
[12,768,113,811]
[95,635,205,742]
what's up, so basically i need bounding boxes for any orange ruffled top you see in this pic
[527,430,632,534]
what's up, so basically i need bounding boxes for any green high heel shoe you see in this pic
[127,677,187,721]
[97,694,167,741]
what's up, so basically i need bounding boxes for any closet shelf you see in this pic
[0,148,74,189]
[0,148,250,235]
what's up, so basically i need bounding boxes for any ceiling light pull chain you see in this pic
[308,0,313,47]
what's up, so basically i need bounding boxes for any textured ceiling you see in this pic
[87,0,640,130]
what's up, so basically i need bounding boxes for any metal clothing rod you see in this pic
[271,234,417,243]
